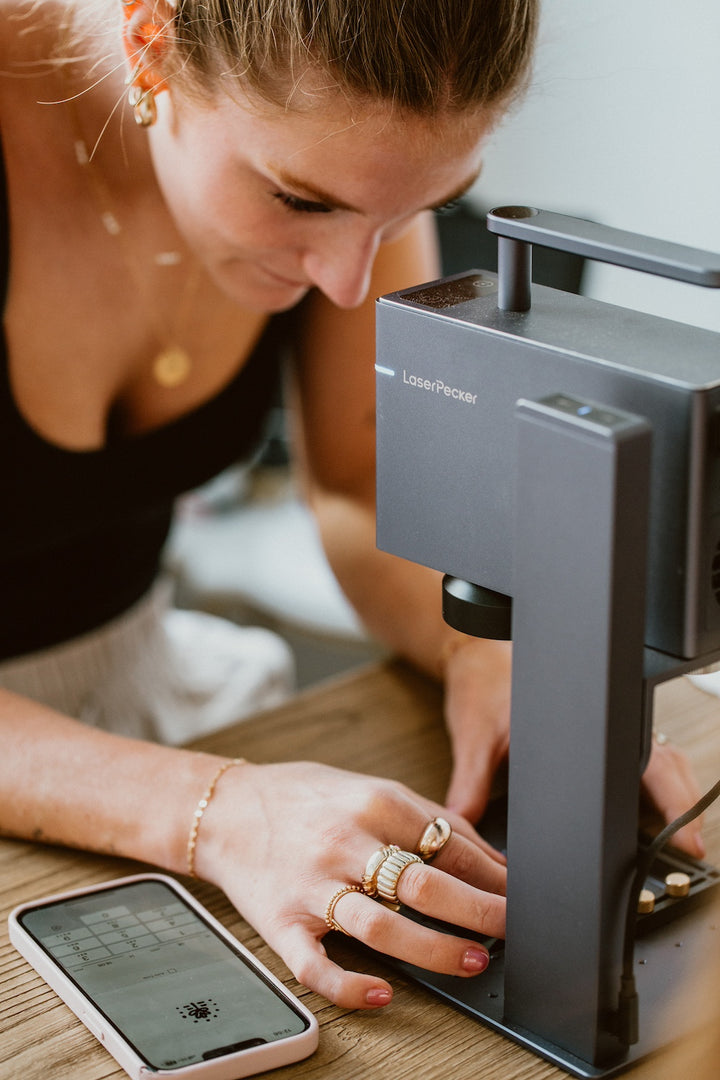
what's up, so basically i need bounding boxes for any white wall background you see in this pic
[470,0,720,332]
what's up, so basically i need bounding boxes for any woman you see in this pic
[0,0,702,1009]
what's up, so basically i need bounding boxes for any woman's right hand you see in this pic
[193,760,506,1009]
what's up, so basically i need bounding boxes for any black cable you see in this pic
[616,776,720,1046]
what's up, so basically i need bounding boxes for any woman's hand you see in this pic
[441,637,705,858]
[442,637,512,825]
[193,761,506,1009]
[641,736,705,858]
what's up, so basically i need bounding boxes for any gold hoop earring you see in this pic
[128,83,157,127]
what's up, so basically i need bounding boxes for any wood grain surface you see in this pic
[1,661,718,1080]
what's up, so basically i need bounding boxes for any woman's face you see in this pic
[148,79,492,311]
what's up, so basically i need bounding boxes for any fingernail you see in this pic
[462,947,489,973]
[366,987,393,1007]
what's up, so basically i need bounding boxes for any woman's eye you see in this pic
[433,198,461,216]
[273,192,332,214]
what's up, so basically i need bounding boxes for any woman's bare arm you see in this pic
[0,688,210,869]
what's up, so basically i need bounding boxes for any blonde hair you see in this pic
[67,0,537,115]
[173,0,537,112]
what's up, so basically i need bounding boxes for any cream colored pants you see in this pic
[0,580,295,744]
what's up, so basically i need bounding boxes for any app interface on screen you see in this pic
[21,880,308,1070]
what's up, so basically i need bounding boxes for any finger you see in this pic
[430,831,507,895]
[642,744,705,858]
[325,886,496,976]
[449,826,506,867]
[395,862,506,939]
[445,747,496,824]
[358,786,505,877]
[373,803,507,886]
[279,924,394,1010]
[409,802,506,869]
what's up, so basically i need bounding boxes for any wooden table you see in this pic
[1,660,719,1080]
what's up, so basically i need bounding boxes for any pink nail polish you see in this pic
[366,987,393,1006]
[462,947,489,973]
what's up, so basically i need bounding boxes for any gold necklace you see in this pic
[68,100,201,390]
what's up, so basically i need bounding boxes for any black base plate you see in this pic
[381,798,720,1077]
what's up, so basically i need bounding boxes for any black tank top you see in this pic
[0,133,287,659]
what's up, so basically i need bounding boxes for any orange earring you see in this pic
[122,3,168,126]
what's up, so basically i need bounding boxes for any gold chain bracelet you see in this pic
[186,758,247,878]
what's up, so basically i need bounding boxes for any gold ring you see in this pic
[362,844,400,897]
[324,885,364,935]
[376,849,423,905]
[417,816,452,861]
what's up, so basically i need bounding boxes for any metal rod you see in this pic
[497,236,532,312]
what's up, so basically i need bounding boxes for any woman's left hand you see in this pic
[442,637,512,826]
[442,637,705,859]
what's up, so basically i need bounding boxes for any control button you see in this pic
[78,1007,106,1044]
[664,872,691,898]
[637,888,656,914]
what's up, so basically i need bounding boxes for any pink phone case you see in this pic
[8,872,319,1079]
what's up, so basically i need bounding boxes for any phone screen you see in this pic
[18,879,310,1071]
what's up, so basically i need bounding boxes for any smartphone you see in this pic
[8,873,318,1079]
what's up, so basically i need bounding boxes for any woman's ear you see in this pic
[121,0,175,93]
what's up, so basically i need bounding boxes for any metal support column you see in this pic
[503,395,652,1067]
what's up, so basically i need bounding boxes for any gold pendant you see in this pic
[152,346,192,389]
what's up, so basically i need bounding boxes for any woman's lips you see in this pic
[259,265,309,289]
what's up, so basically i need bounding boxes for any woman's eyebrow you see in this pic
[269,165,357,211]
[268,163,484,214]
[429,164,484,210]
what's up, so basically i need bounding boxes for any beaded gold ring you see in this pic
[324,885,364,935]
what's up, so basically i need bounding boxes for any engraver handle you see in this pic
[487,206,720,311]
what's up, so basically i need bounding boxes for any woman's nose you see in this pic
[302,225,382,309]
